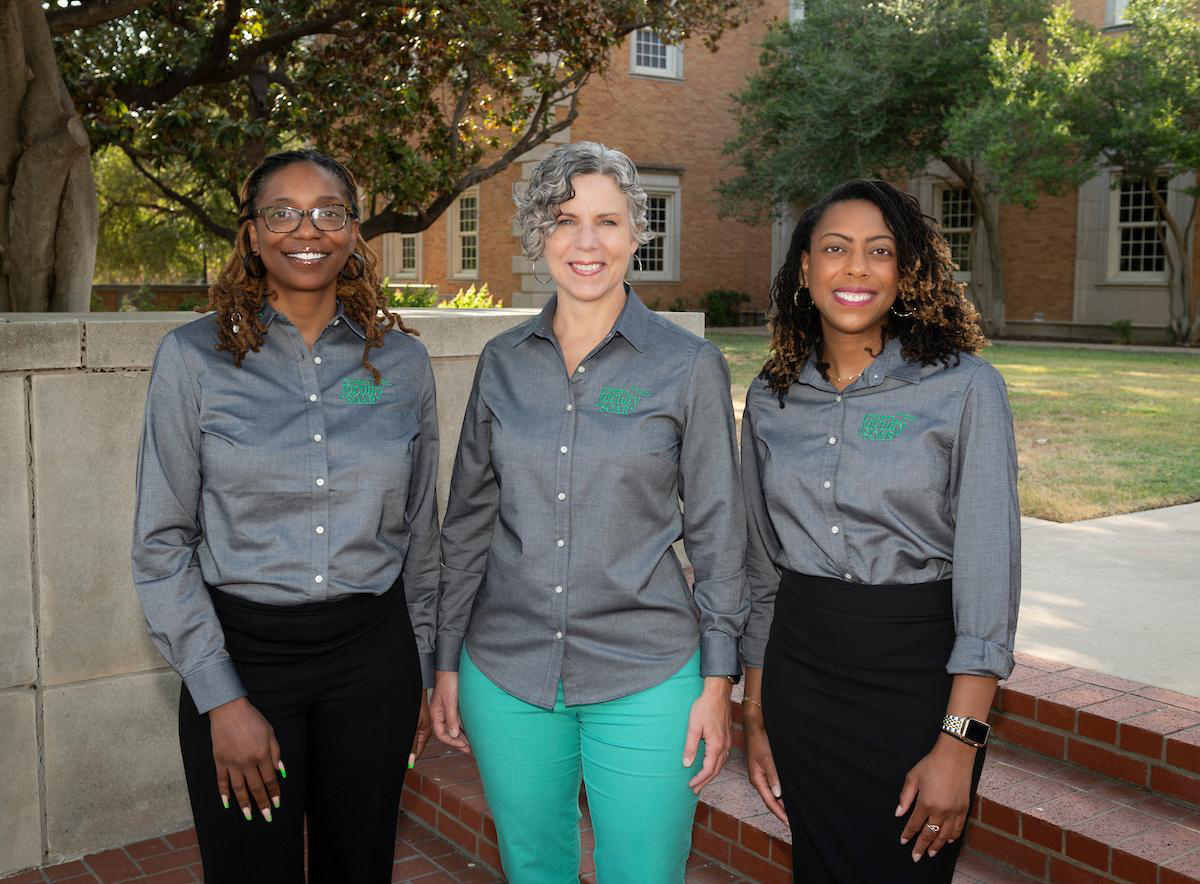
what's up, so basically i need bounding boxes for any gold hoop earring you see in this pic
[892,302,914,318]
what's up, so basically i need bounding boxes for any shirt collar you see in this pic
[256,299,366,340]
[512,286,649,353]
[797,336,923,391]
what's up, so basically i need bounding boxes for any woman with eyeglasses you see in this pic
[132,148,438,882]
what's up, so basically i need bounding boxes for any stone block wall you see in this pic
[0,308,704,876]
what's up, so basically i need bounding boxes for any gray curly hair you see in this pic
[514,141,654,261]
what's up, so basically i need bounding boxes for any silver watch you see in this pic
[941,714,990,748]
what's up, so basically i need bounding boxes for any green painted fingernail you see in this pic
[278,761,287,779]
[221,794,229,810]
[242,806,252,821]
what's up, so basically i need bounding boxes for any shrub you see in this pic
[385,281,440,308]
[1109,319,1134,345]
[437,283,501,309]
[701,288,751,327]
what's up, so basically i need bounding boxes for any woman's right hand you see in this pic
[744,706,788,824]
[209,697,282,822]
[430,671,471,754]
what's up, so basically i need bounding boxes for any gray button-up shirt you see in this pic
[436,291,747,709]
[132,303,440,714]
[741,337,1020,679]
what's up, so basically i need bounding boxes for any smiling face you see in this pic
[801,199,900,342]
[246,161,358,300]
[543,172,639,307]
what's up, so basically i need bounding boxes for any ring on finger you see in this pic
[926,823,940,833]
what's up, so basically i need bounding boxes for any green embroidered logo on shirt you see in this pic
[594,386,651,415]
[858,412,918,440]
[338,376,392,405]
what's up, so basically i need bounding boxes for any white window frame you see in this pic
[1105,0,1130,27]
[934,184,976,283]
[378,233,421,281]
[635,174,682,282]
[449,188,480,280]
[1106,174,1170,284]
[630,28,683,79]
[789,0,805,22]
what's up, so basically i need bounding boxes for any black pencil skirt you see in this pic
[761,571,986,884]
[178,578,421,884]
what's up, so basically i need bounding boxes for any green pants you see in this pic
[458,648,704,884]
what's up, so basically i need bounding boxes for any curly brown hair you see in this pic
[204,149,416,383]
[762,179,986,405]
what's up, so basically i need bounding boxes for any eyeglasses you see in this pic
[244,204,356,233]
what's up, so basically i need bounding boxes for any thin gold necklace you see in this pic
[829,369,863,383]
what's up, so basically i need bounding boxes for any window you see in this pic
[937,186,976,275]
[379,233,420,281]
[630,29,683,79]
[635,175,682,281]
[450,189,479,279]
[1105,0,1130,26]
[1109,176,1168,280]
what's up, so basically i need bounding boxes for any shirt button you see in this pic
[309,394,318,402]
[313,434,322,442]
[560,445,568,454]
[315,478,325,487]
[577,365,586,373]
[831,525,840,535]
[315,526,324,535]
[844,572,853,581]
[823,480,832,489]
[333,319,341,326]
[314,356,322,365]
[557,492,566,501]
[836,395,843,402]
[566,403,574,411]
[828,436,837,445]
[314,574,323,583]
[555,585,563,594]
[556,538,565,547]
[556,631,563,640]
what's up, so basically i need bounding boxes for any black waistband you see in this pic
[209,574,402,617]
[779,570,952,619]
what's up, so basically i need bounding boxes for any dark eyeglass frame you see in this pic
[241,204,358,233]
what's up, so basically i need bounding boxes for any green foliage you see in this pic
[386,283,440,308]
[700,288,751,327]
[668,297,689,312]
[437,283,500,309]
[1109,319,1134,345]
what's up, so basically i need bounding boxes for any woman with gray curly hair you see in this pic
[430,141,747,882]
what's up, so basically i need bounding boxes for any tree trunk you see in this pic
[944,156,1005,336]
[0,0,97,313]
[1147,177,1197,345]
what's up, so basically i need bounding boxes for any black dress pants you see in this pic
[179,580,421,884]
[762,572,986,884]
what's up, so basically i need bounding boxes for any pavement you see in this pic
[1017,502,1200,696]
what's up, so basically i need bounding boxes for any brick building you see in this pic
[367,0,1198,341]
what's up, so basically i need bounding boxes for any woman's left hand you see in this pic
[896,736,976,862]
[408,691,432,770]
[684,677,733,794]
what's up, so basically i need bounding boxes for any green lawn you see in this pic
[708,332,1200,522]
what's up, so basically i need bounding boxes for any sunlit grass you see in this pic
[709,332,1200,522]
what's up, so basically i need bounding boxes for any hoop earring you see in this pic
[793,285,813,309]
[242,252,265,279]
[531,258,552,286]
[892,301,914,318]
[339,252,366,281]
[230,312,242,334]
[625,251,643,286]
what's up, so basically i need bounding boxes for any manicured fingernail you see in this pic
[242,806,252,821]
[221,794,229,809]
[895,804,904,817]
[272,795,280,809]
[277,761,287,779]
[912,853,921,862]
[928,850,938,858]
[449,727,459,738]
[683,756,693,767]
[262,808,272,823]
[408,754,415,770]
[900,837,908,845]
[771,784,782,798]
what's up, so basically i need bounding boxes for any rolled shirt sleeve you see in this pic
[738,395,783,670]
[679,341,749,678]
[435,353,498,673]
[946,363,1021,679]
[132,333,246,714]
[402,353,441,689]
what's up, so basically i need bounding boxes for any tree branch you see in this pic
[121,146,237,241]
[46,0,155,35]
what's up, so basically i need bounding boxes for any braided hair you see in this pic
[762,179,986,406]
[205,149,416,383]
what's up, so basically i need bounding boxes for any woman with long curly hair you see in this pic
[132,148,436,882]
[739,179,1020,882]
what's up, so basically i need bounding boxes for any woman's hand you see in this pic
[409,690,432,769]
[430,671,471,754]
[897,735,976,861]
[209,697,282,822]
[684,677,733,794]
[743,704,788,823]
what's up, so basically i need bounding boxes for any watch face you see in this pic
[964,718,990,745]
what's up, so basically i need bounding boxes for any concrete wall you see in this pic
[0,308,705,876]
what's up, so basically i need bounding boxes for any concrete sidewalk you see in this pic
[1016,502,1200,696]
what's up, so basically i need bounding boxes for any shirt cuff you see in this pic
[419,651,435,690]
[946,635,1015,679]
[435,634,466,673]
[699,632,740,678]
[739,633,767,671]
[183,659,247,715]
